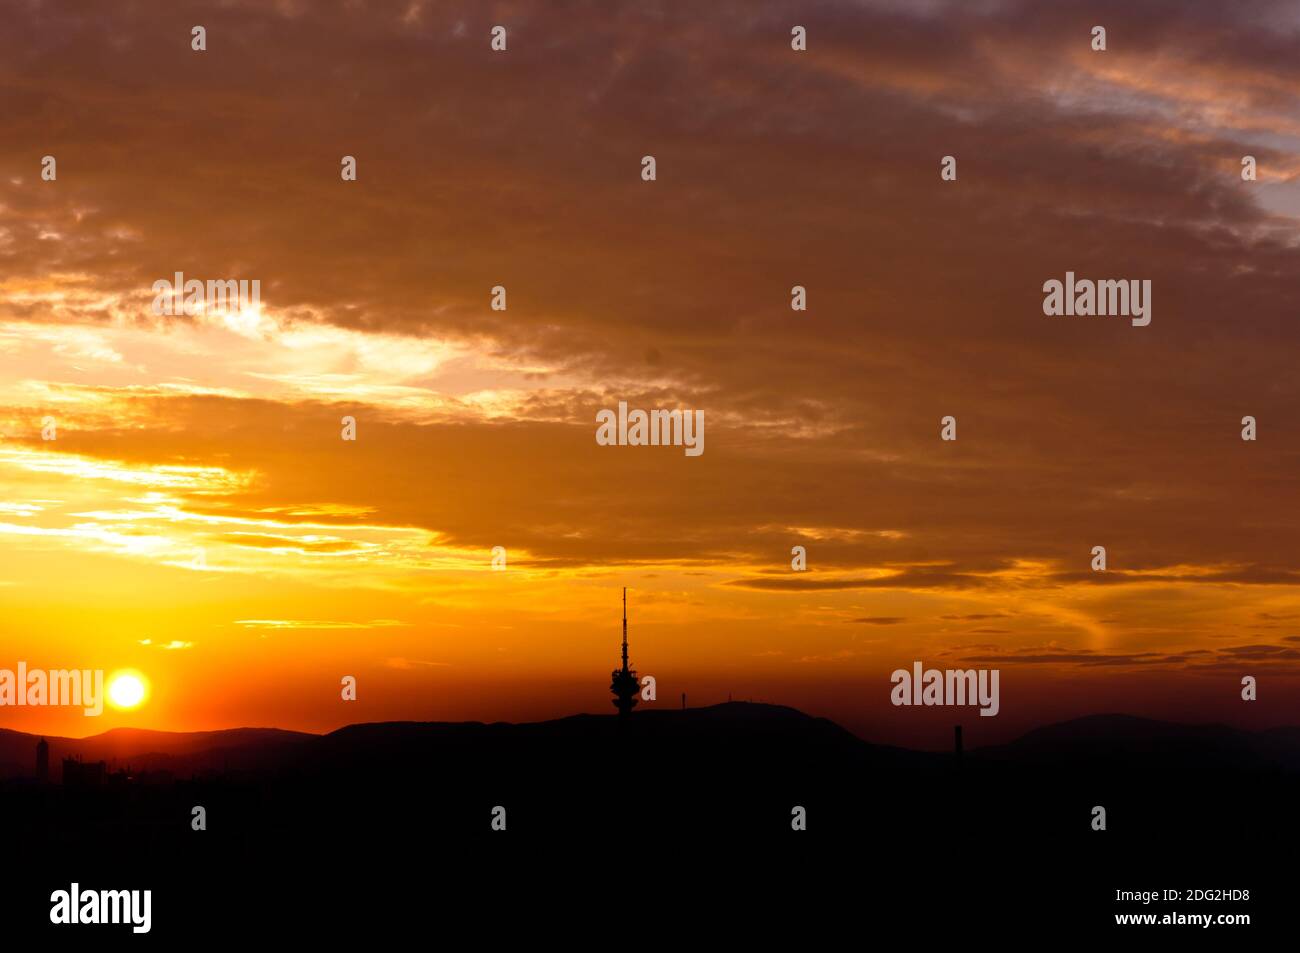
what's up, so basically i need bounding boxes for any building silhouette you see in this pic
[108,765,135,788]
[610,587,638,719]
[63,755,107,787]
[36,738,48,783]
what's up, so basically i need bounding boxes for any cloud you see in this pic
[234,619,408,630]
[961,640,1300,669]
[2,0,1300,736]
[383,657,450,670]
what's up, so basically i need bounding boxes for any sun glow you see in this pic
[107,671,148,710]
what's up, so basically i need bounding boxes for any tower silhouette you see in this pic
[609,587,639,719]
[36,737,48,783]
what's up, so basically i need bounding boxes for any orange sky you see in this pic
[2,0,1299,748]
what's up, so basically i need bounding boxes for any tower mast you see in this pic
[610,587,639,719]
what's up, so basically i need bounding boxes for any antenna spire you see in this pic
[611,587,638,719]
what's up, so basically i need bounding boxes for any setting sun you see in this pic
[107,672,148,711]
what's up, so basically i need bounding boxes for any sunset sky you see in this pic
[2,0,1299,748]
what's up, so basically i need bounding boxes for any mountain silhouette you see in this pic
[972,712,1300,772]
[4,703,1294,938]
[0,726,316,780]
[2,703,1296,853]
[6,705,1298,780]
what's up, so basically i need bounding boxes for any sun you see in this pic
[107,671,148,710]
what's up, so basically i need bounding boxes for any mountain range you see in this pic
[3,703,1298,781]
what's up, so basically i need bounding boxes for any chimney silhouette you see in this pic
[954,725,963,766]
[36,738,48,783]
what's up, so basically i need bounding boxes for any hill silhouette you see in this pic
[2,702,915,782]
[1,702,1295,848]
[3,703,1292,937]
[972,712,1300,772]
[6,704,1299,781]
[0,726,316,781]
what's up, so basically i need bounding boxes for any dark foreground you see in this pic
[1,703,1291,940]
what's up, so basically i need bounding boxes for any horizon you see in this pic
[6,701,1300,753]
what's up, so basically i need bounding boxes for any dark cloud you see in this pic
[962,641,1300,669]
[3,0,1299,594]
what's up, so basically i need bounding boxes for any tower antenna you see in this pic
[610,586,639,719]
